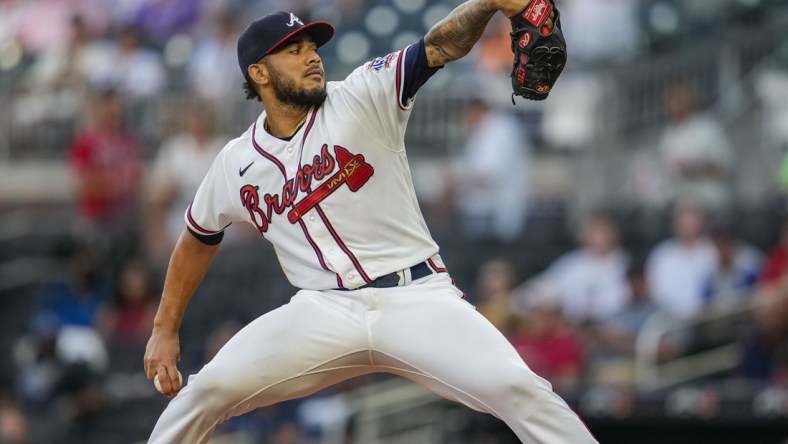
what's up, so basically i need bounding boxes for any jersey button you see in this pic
[346,273,357,282]
[309,215,315,222]
[287,147,293,153]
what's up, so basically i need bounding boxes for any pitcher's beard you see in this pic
[269,65,327,107]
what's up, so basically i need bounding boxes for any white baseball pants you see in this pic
[148,273,598,443]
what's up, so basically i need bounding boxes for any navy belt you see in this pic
[359,261,433,289]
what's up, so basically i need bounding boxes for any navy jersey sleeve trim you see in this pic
[400,39,442,106]
[187,226,224,246]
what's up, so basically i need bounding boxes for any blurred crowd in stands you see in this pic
[475,204,788,389]
[1,0,788,443]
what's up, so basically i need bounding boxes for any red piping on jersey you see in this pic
[251,106,371,286]
[395,48,407,111]
[251,123,287,177]
[295,107,371,285]
[296,217,330,271]
[186,203,220,235]
[293,106,333,273]
[250,108,336,276]
[298,105,372,288]
[426,258,448,273]
[299,105,319,148]
[427,257,466,299]
[313,204,372,283]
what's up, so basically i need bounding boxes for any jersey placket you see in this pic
[250,118,338,284]
[251,110,369,289]
[292,107,372,288]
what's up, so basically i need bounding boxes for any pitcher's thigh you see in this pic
[373,288,551,414]
[187,291,369,413]
[372,285,597,443]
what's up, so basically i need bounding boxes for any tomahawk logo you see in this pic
[288,146,374,223]
[287,13,303,27]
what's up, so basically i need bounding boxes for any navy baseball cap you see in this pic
[237,11,334,82]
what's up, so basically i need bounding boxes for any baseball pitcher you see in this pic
[144,0,593,442]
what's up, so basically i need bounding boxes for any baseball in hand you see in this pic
[154,370,183,393]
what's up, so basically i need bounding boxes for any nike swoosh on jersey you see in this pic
[239,162,254,176]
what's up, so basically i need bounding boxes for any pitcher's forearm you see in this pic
[153,229,220,333]
[424,0,530,67]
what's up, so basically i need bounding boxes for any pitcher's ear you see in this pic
[248,62,269,86]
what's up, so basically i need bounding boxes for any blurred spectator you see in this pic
[757,43,788,202]
[13,15,101,128]
[15,0,107,56]
[451,97,531,241]
[559,0,641,67]
[146,102,225,261]
[129,0,201,47]
[88,25,166,99]
[53,326,109,377]
[46,327,108,443]
[188,10,243,101]
[200,320,241,366]
[758,45,788,150]
[474,14,517,77]
[99,0,147,27]
[703,224,763,309]
[35,241,109,329]
[297,388,351,443]
[510,279,585,391]
[218,406,303,444]
[13,313,61,410]
[760,216,788,288]
[16,312,109,411]
[657,81,733,213]
[13,326,108,443]
[96,259,158,344]
[473,258,519,337]
[466,14,525,105]
[587,260,665,385]
[542,211,630,325]
[68,87,143,267]
[0,0,25,51]
[604,260,661,347]
[737,282,788,383]
[646,200,718,318]
[539,0,633,151]
[0,392,28,444]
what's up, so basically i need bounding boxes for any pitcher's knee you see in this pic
[185,371,245,418]
[485,365,552,409]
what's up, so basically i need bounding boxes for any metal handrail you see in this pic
[634,289,787,390]
[346,377,446,444]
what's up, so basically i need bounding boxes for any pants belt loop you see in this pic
[401,267,412,286]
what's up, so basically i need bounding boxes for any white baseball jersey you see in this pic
[152,38,599,444]
[185,42,444,290]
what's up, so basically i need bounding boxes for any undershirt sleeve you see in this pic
[187,227,224,245]
[400,39,442,104]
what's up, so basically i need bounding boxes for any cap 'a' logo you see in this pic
[287,13,304,27]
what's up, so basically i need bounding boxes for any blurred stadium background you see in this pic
[2,0,788,443]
